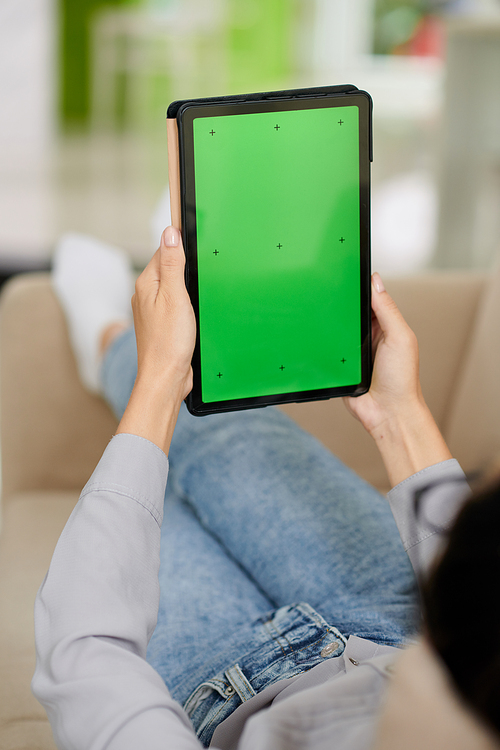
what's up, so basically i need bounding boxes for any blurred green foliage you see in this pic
[59,0,140,129]
[226,0,294,93]
[59,0,297,131]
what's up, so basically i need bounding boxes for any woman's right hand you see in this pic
[344,273,452,487]
[344,272,423,438]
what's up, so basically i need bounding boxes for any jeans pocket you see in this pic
[184,676,239,746]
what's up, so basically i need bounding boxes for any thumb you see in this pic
[159,226,186,292]
[370,272,407,339]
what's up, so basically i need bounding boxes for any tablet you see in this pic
[167,84,372,416]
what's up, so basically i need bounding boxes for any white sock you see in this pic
[52,233,134,393]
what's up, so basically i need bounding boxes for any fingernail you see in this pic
[372,272,385,294]
[163,226,180,247]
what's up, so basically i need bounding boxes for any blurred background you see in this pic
[1,0,500,278]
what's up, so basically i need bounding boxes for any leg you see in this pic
[167,405,420,646]
[149,484,348,747]
[101,331,419,644]
[148,482,274,703]
[100,326,138,419]
[100,326,346,746]
[52,233,133,393]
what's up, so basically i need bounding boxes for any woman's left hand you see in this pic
[132,226,196,401]
[116,227,196,454]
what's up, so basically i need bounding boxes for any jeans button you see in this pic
[225,686,235,696]
[321,641,339,658]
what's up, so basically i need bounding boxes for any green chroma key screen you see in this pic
[187,102,365,406]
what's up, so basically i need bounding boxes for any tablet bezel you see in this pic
[173,88,372,416]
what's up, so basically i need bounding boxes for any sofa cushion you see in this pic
[0,491,79,750]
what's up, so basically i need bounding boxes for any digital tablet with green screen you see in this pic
[167,84,372,416]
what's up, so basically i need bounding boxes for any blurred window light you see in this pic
[0,0,57,260]
[434,20,500,269]
[310,0,445,120]
[371,170,438,273]
[450,0,500,15]
[0,0,55,160]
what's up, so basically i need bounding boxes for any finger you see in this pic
[371,313,383,356]
[370,272,409,340]
[158,226,187,295]
[135,246,161,291]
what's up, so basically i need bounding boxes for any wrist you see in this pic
[134,365,191,402]
[367,392,425,442]
[116,374,188,455]
[373,401,452,487]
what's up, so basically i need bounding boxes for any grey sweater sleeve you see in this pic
[386,458,471,578]
[31,434,206,750]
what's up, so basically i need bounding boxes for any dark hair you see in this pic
[422,479,500,734]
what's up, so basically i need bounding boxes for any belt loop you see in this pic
[225,664,256,703]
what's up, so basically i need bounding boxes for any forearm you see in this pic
[31,435,197,749]
[116,371,186,456]
[372,400,452,488]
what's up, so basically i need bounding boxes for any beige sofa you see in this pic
[1,268,500,749]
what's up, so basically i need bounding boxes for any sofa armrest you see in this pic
[0,274,118,501]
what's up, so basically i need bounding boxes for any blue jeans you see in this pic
[101,329,419,746]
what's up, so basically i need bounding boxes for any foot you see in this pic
[99,321,130,357]
[52,233,134,393]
